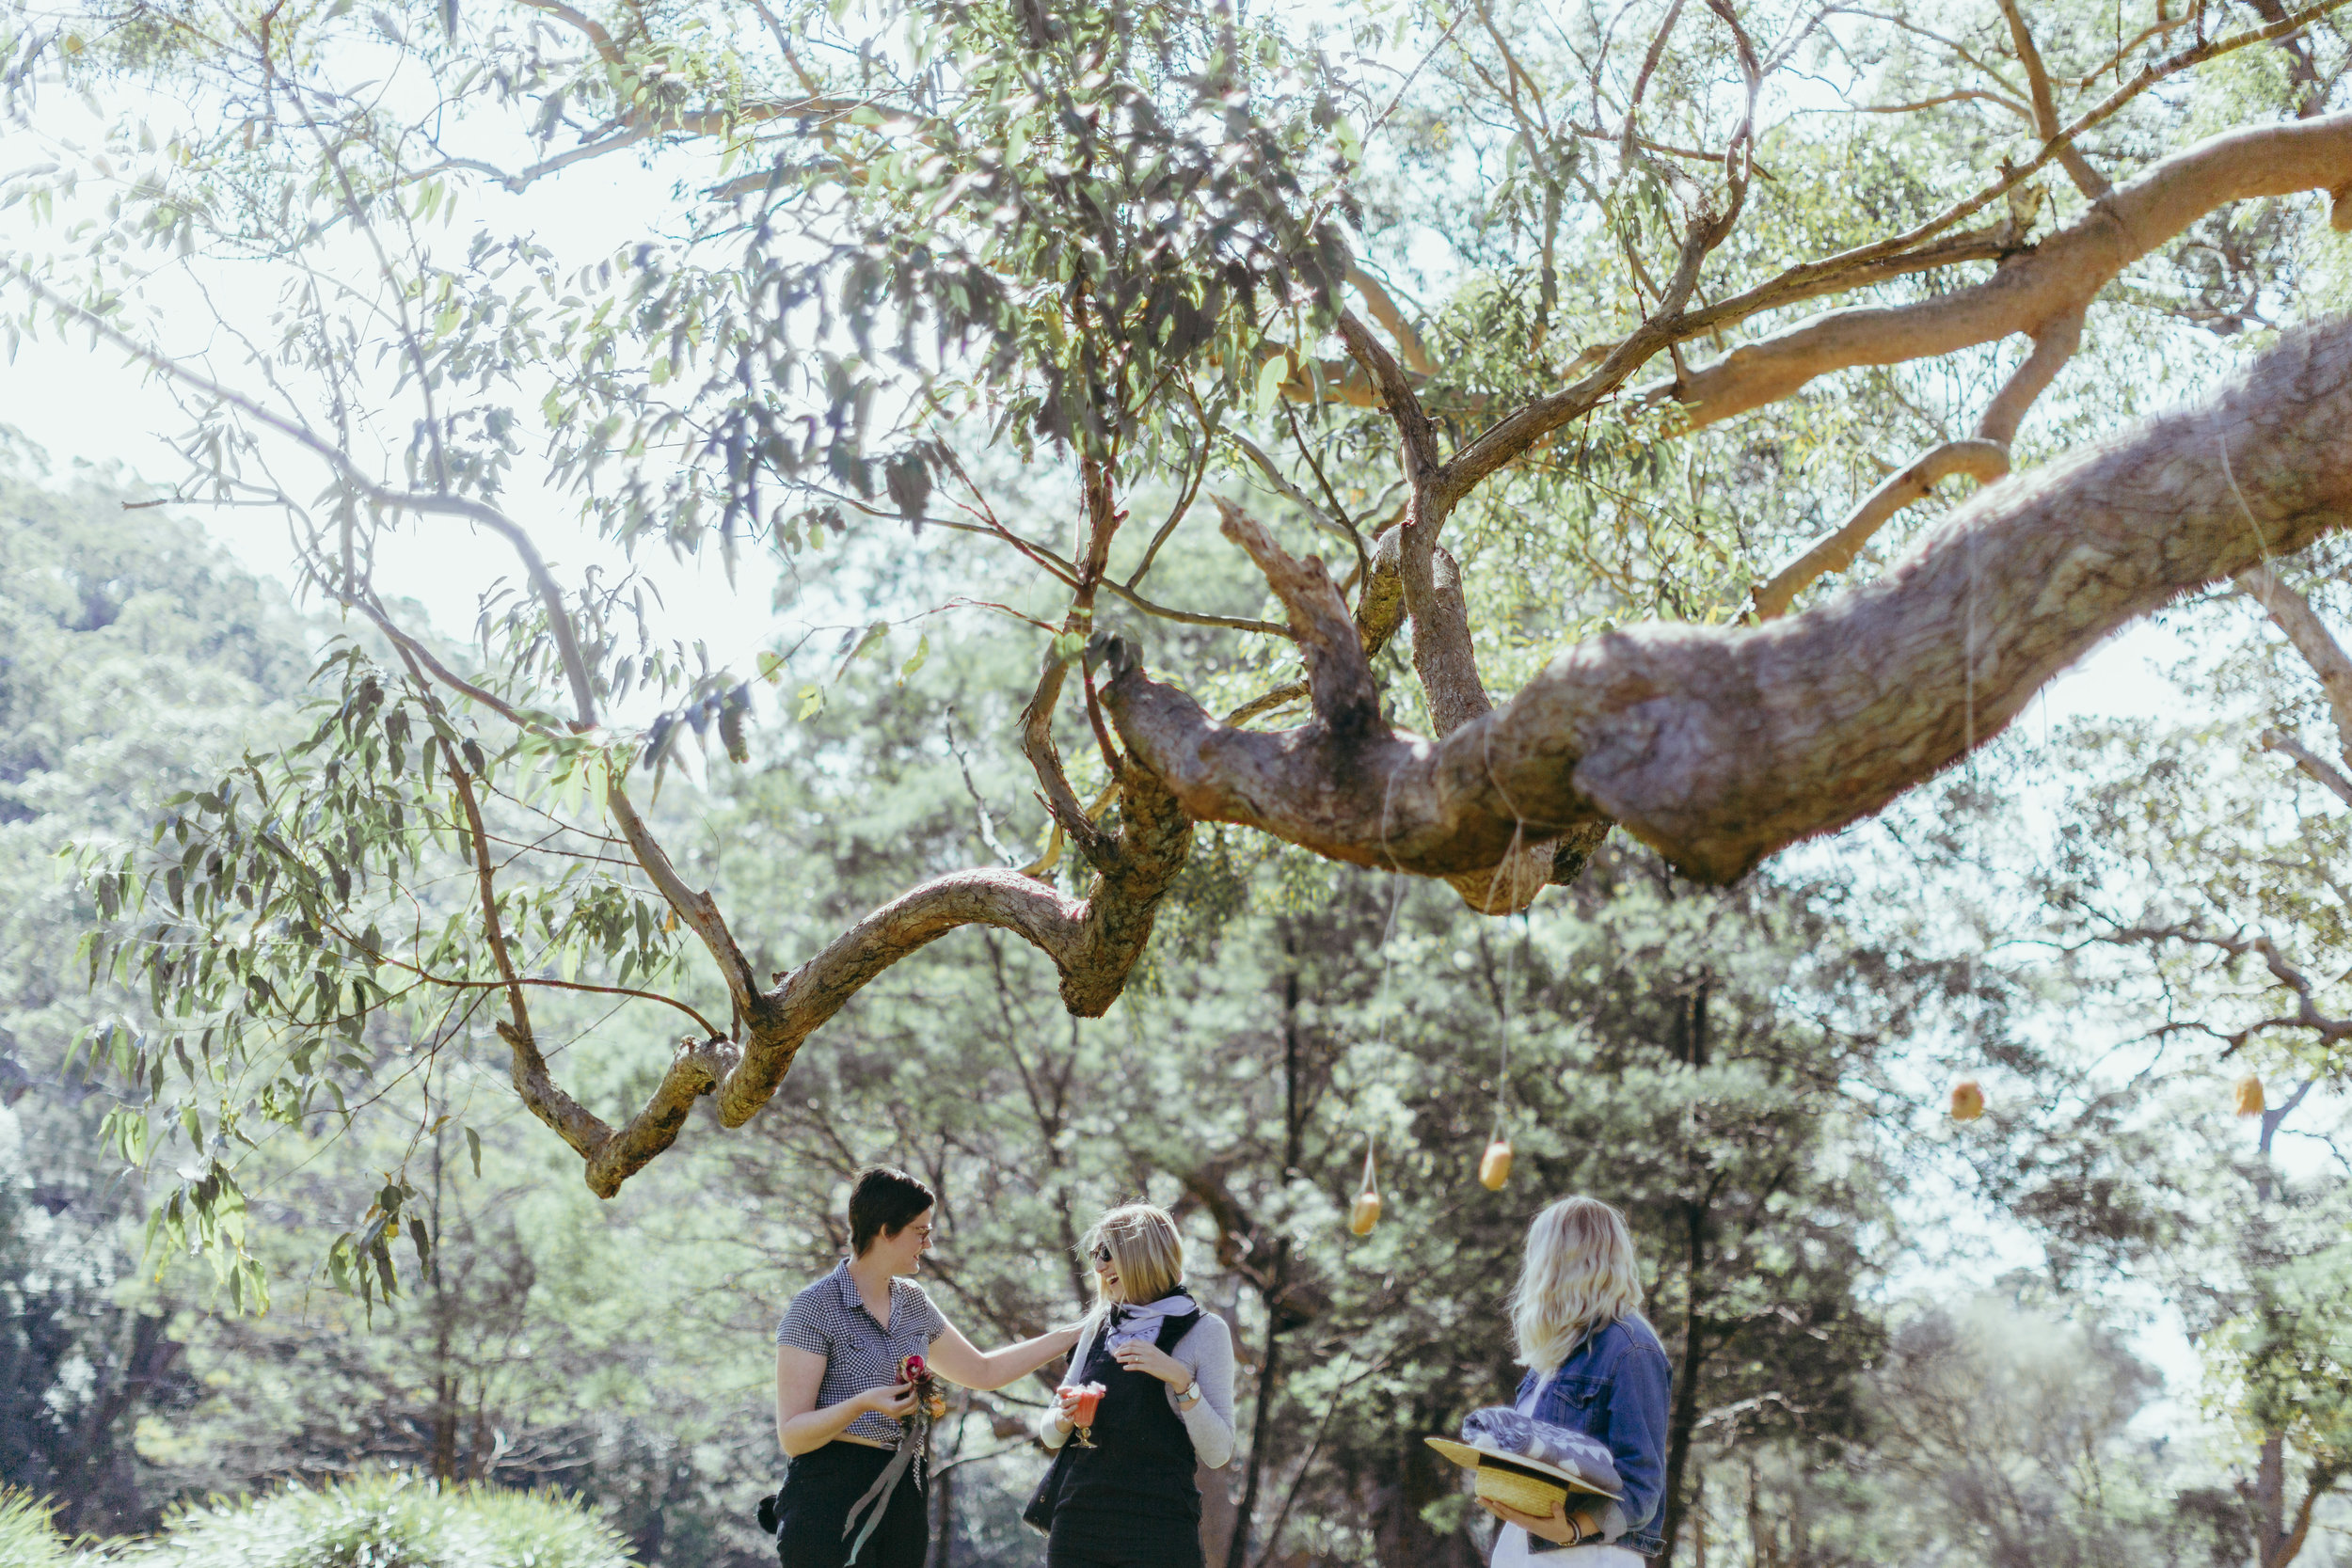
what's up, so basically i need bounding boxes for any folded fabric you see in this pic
[1456,1408,1621,1497]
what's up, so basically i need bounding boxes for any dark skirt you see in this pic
[773,1440,930,1568]
[1046,1507,1208,1568]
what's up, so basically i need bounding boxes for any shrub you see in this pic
[0,1489,72,1568]
[112,1472,637,1568]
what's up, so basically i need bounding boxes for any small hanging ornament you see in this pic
[1949,1079,1986,1121]
[1349,1142,1381,1236]
[1477,913,1526,1194]
[2234,1074,2266,1117]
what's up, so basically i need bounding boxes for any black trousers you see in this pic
[1046,1508,1204,1568]
[773,1441,930,1568]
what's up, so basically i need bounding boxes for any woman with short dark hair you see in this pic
[769,1166,1080,1568]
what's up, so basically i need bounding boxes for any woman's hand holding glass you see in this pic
[1049,1384,1087,1433]
[1054,1381,1107,1446]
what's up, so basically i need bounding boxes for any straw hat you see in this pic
[1424,1436,1621,1515]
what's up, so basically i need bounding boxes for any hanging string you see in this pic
[1481,911,1526,1190]
[1470,715,1540,1187]
[1351,871,1405,1238]
[1952,465,1988,1124]
[2222,430,2281,1126]
[1351,771,1412,1238]
[1350,1140,1383,1236]
[1495,918,1514,1138]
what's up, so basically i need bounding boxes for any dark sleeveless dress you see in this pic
[1045,1307,1208,1568]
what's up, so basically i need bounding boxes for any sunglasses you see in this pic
[1090,1244,1114,1265]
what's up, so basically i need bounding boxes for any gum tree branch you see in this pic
[2259,728,2352,806]
[8,270,602,728]
[2099,923,2352,1048]
[1344,264,1435,375]
[4,268,1184,1200]
[2238,564,2352,757]
[1751,305,2084,619]
[1994,0,2115,198]
[1104,319,2352,885]
[540,744,1192,1196]
[1022,456,1129,873]
[1664,113,2352,430]
[1751,440,2011,620]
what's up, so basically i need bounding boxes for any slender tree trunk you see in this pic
[928,1429,956,1568]
[1690,1465,1706,1568]
[1657,986,1713,1564]
[1228,1325,1285,1568]
[426,1112,461,1481]
[1744,1455,1772,1568]
[1197,1460,1239,1568]
[1656,1202,1709,1565]
[1229,934,1309,1568]
[430,1372,457,1481]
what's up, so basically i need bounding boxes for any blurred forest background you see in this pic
[7,439,2352,1568]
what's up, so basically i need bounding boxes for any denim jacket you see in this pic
[1513,1317,1673,1557]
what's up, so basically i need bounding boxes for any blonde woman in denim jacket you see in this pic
[1479,1197,1672,1566]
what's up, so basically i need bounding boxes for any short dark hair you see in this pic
[849,1165,934,1256]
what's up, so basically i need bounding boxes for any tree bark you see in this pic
[1657,1205,1711,1562]
[1105,318,2352,888]
[1661,115,2352,430]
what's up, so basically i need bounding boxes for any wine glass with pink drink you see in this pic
[1065,1381,1107,1448]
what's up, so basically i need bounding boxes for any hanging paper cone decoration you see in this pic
[1480,1138,1514,1191]
[2234,1074,2266,1117]
[1949,1079,1985,1121]
[1349,1144,1381,1236]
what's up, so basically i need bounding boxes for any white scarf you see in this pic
[1102,1290,1197,1353]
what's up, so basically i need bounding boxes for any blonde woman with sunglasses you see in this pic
[1028,1203,1235,1568]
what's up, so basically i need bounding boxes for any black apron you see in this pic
[1025,1305,1204,1532]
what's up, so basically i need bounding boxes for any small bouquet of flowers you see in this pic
[899,1354,949,1423]
[842,1355,950,1563]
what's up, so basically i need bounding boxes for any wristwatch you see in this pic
[1173,1378,1202,1408]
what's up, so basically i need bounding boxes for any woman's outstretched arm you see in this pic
[926,1318,1083,1391]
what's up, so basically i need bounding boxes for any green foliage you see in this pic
[0,443,306,1532]
[114,1474,637,1568]
[0,1490,72,1568]
[1727,1295,2241,1568]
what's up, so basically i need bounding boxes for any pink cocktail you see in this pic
[1065,1381,1107,1446]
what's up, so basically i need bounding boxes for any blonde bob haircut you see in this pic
[1081,1203,1184,1308]
[1511,1196,1646,1376]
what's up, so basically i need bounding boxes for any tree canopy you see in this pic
[4,0,2351,1272]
